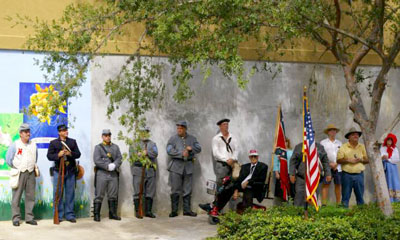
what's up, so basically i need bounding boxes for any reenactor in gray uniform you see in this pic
[167,121,202,217]
[129,126,158,218]
[289,142,331,207]
[93,129,122,222]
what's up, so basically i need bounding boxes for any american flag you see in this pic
[302,88,320,211]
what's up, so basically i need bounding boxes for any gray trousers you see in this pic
[12,171,36,222]
[132,167,156,199]
[94,170,119,203]
[294,176,321,207]
[215,162,231,188]
[169,172,192,197]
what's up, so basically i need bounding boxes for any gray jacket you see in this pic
[166,133,201,175]
[289,143,331,179]
[93,143,122,172]
[129,140,158,177]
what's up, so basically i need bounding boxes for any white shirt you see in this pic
[11,139,37,172]
[320,138,342,172]
[242,163,257,188]
[380,146,400,164]
[212,132,239,162]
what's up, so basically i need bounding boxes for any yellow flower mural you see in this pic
[28,84,66,125]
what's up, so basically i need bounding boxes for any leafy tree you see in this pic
[12,0,400,215]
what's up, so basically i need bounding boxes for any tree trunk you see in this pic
[342,66,393,216]
[361,129,393,216]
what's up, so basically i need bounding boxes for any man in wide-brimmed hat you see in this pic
[337,127,369,208]
[320,124,342,205]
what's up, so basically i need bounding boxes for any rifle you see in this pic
[137,142,148,218]
[54,145,66,225]
[138,166,145,218]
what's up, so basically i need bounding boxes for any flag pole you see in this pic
[266,104,281,200]
[302,86,309,220]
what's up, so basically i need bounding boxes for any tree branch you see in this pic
[301,13,386,59]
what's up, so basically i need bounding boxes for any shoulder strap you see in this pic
[99,144,114,162]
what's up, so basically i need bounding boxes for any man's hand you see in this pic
[142,149,148,156]
[382,155,388,161]
[108,163,116,171]
[241,181,248,189]
[58,150,65,158]
[325,176,332,182]
[65,150,72,156]
[275,171,280,180]
[290,175,296,184]
[186,146,192,151]
[232,190,239,200]
[329,162,337,170]
[348,158,360,164]
[183,150,189,157]
[227,159,234,166]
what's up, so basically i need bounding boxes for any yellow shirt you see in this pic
[337,142,367,174]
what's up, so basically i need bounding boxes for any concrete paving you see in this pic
[0,214,217,240]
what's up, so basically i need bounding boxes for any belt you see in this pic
[133,162,154,168]
[342,171,363,175]
[217,161,229,167]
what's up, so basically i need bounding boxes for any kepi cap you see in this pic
[102,129,112,135]
[176,120,188,128]
[19,123,30,132]
[57,124,68,132]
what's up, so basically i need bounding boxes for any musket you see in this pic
[138,166,145,218]
[54,144,66,224]
[137,142,148,218]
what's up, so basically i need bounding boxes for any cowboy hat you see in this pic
[323,124,340,135]
[344,127,362,139]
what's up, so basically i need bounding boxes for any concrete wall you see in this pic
[91,56,400,216]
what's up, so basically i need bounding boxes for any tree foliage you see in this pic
[12,0,400,214]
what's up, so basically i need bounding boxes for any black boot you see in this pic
[169,194,179,217]
[199,203,212,213]
[133,199,143,219]
[108,200,121,220]
[145,197,156,218]
[183,195,197,217]
[93,202,101,222]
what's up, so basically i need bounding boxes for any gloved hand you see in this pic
[108,163,116,171]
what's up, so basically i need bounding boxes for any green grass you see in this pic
[0,199,90,221]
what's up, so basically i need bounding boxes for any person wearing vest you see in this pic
[47,124,81,223]
[129,126,158,218]
[6,123,38,226]
[167,120,202,217]
[199,118,239,213]
[93,129,122,221]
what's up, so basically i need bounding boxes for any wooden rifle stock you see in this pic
[138,166,145,218]
[54,148,66,224]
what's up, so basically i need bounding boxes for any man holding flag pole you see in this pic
[289,87,331,211]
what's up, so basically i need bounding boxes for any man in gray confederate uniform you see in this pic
[167,121,202,217]
[129,126,158,218]
[93,129,122,222]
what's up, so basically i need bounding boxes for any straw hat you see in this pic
[323,124,340,135]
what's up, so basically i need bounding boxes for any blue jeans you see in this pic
[341,171,364,208]
[53,169,76,220]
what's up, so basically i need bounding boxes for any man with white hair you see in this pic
[6,123,38,226]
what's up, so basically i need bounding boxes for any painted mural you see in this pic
[0,51,91,221]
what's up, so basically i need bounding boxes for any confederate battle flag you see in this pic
[274,106,290,201]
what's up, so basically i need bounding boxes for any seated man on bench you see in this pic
[209,149,268,216]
